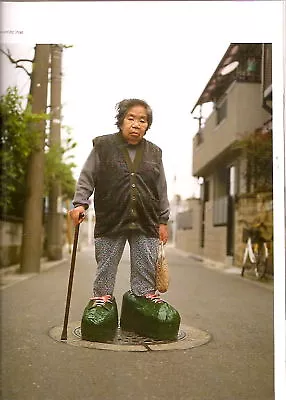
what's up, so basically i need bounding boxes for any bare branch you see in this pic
[0,48,33,77]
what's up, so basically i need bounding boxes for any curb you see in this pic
[166,245,274,290]
[0,257,68,290]
[166,245,222,267]
[1,246,273,291]
[0,257,68,276]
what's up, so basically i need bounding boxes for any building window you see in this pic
[200,179,210,202]
[263,44,272,91]
[213,168,228,226]
[204,180,209,202]
[213,196,228,226]
[216,98,227,125]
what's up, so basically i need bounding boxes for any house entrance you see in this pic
[200,180,209,248]
[226,166,236,256]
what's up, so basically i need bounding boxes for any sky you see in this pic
[1,0,284,201]
[1,1,285,392]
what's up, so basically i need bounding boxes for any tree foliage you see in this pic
[0,87,45,217]
[0,87,77,218]
[234,128,273,193]
[44,125,77,200]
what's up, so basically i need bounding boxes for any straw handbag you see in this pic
[155,242,170,293]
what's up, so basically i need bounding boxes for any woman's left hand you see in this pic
[159,224,168,244]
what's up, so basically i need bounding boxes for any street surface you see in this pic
[1,245,274,400]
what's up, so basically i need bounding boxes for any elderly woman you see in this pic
[70,99,180,342]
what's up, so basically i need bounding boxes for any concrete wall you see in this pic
[202,198,227,263]
[236,84,269,134]
[0,216,91,268]
[0,219,23,267]
[175,198,201,254]
[193,82,268,176]
[175,191,228,264]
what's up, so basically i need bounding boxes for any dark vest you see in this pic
[93,132,162,238]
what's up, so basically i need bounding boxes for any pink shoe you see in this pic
[89,295,113,307]
[144,293,165,304]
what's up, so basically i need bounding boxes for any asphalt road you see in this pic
[1,245,274,400]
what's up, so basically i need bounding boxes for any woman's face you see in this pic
[120,105,148,145]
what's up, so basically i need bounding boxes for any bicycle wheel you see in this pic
[254,242,268,279]
[241,263,247,277]
[241,238,255,277]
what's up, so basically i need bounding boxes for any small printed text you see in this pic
[1,30,24,35]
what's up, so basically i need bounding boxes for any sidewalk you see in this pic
[0,244,274,292]
[167,244,274,291]
[0,252,69,290]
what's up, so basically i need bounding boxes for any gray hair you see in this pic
[115,99,153,131]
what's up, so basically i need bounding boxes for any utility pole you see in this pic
[46,44,63,260]
[20,44,50,273]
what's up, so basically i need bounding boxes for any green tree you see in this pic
[0,86,77,218]
[234,128,273,193]
[0,87,46,218]
[44,125,77,200]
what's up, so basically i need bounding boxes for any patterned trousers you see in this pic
[93,232,160,297]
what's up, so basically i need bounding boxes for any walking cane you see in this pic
[61,213,84,341]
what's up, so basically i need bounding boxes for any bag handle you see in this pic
[159,241,165,260]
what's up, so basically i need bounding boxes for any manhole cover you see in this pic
[49,322,211,352]
[73,326,186,345]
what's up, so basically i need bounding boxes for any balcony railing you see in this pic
[192,81,268,176]
[194,130,203,146]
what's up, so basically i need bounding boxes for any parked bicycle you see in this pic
[240,220,271,279]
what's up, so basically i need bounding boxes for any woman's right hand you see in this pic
[69,206,86,226]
